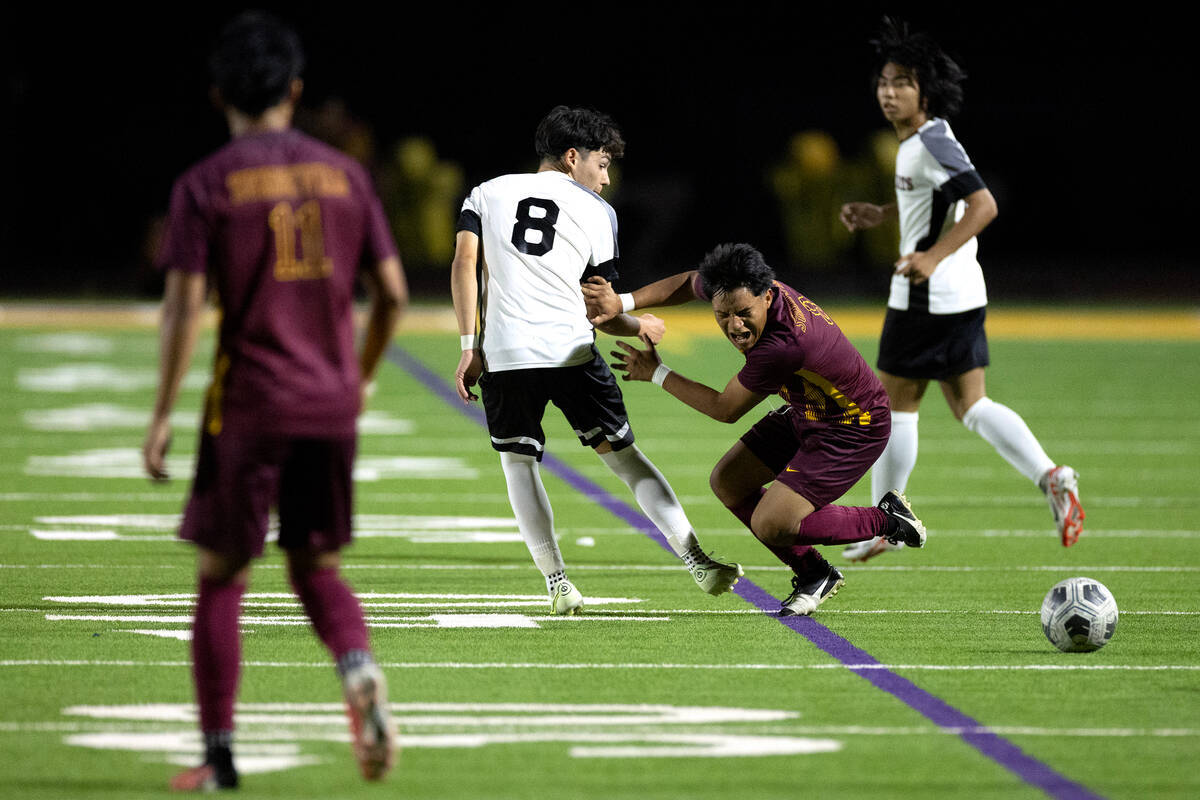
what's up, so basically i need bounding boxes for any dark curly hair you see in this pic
[534,105,626,163]
[209,11,305,116]
[698,243,776,299]
[871,16,967,119]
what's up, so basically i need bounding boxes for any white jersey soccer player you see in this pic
[462,170,618,371]
[839,19,1084,561]
[450,106,742,613]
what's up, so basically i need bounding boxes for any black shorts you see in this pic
[479,348,635,460]
[877,306,990,380]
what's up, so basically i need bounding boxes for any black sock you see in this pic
[203,732,239,789]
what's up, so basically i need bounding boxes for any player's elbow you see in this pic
[710,405,746,425]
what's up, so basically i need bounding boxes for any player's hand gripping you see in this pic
[455,348,482,404]
[839,202,886,231]
[610,334,662,382]
[582,276,622,325]
[894,250,939,284]
[142,415,172,481]
[636,313,665,345]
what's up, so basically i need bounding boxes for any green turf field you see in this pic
[1,305,1198,799]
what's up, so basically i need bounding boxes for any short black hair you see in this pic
[534,105,626,162]
[871,16,966,119]
[209,11,305,116]
[698,243,776,298]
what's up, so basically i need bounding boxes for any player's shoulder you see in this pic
[916,118,973,167]
[475,172,614,216]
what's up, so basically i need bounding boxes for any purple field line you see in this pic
[388,344,1104,800]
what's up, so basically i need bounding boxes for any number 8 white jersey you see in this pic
[458,170,620,371]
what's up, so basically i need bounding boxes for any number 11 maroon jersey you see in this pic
[156,128,397,438]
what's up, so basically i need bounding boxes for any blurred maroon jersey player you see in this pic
[142,11,406,791]
[158,130,396,438]
[589,243,927,616]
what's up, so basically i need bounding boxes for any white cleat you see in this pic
[1043,465,1085,547]
[689,555,744,596]
[342,662,396,781]
[843,535,903,563]
[549,580,584,615]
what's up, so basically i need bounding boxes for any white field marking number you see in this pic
[21,404,414,435]
[27,513,525,544]
[41,592,655,634]
[55,702,836,773]
[23,450,477,481]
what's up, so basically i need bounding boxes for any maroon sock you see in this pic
[192,576,245,733]
[766,542,830,576]
[796,505,889,545]
[290,567,370,659]
[728,488,765,530]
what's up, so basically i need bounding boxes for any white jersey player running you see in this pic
[839,18,1084,561]
[450,106,741,613]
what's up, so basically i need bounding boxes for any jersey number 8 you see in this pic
[511,197,559,256]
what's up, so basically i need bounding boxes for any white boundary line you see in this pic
[0,721,1195,738]
[4,562,1200,573]
[2,659,1198,672]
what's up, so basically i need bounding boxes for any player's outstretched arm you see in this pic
[358,255,408,407]
[594,313,664,344]
[450,230,483,403]
[143,269,207,481]
[611,336,764,423]
[583,270,701,325]
[839,201,896,232]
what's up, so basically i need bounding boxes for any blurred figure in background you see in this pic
[142,10,406,790]
[838,17,1083,562]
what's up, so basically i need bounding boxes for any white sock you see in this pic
[597,445,701,561]
[499,451,565,577]
[962,397,1056,485]
[872,410,919,504]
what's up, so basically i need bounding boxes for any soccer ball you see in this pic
[1040,577,1119,652]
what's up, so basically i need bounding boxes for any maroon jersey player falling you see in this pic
[588,243,927,616]
[142,11,406,791]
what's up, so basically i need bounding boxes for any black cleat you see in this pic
[878,490,927,549]
[779,565,845,616]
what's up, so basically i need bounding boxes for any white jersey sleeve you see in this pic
[459,171,619,371]
[889,118,989,314]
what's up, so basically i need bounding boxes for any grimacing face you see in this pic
[712,286,773,352]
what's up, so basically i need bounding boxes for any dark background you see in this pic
[2,4,1191,303]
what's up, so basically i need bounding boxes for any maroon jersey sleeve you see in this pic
[737,336,795,395]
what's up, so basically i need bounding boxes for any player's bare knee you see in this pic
[748,508,794,548]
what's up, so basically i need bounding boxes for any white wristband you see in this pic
[619,292,635,313]
[460,334,477,351]
[651,364,672,386]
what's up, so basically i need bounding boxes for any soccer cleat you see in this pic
[842,535,903,563]
[1043,465,1085,546]
[689,553,744,596]
[549,580,584,615]
[342,663,396,781]
[877,490,926,549]
[779,565,845,617]
[169,759,238,792]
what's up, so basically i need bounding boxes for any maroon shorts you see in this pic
[739,405,890,508]
[180,431,356,558]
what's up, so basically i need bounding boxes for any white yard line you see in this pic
[2,659,1198,672]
